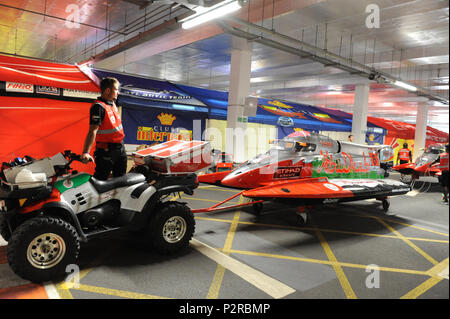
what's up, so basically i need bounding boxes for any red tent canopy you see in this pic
[0,96,95,173]
[367,116,416,139]
[0,54,99,174]
[0,54,99,91]
[368,116,449,145]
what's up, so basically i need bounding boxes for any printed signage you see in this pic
[136,112,193,143]
[120,85,192,101]
[273,166,302,179]
[63,89,98,99]
[36,86,60,96]
[6,82,34,93]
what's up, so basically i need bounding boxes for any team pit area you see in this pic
[0,172,448,299]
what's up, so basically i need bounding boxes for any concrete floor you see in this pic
[1,172,448,300]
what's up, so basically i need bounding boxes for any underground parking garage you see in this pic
[0,0,448,308]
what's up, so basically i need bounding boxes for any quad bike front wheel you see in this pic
[146,201,195,254]
[7,216,80,283]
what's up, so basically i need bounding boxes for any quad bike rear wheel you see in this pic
[7,216,80,283]
[146,201,195,254]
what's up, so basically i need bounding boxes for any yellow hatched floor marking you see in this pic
[400,277,444,299]
[346,212,449,237]
[375,217,438,266]
[227,249,434,277]
[55,267,96,299]
[426,258,449,278]
[311,219,357,299]
[70,284,171,299]
[206,196,243,299]
[195,216,448,244]
[54,246,115,299]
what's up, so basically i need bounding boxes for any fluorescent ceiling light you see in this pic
[394,80,417,92]
[181,0,242,29]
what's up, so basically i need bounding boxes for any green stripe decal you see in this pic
[54,174,91,193]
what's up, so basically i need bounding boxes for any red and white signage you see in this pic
[6,82,34,93]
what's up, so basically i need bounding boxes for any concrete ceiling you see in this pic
[0,0,448,132]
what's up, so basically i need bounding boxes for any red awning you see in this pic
[0,54,99,92]
[367,116,416,139]
[0,96,95,174]
[368,116,449,144]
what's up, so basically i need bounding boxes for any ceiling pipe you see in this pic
[220,17,449,105]
[68,4,182,63]
[73,3,192,65]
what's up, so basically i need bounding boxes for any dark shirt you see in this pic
[89,97,114,126]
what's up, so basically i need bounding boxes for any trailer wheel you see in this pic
[146,201,195,254]
[7,217,80,283]
[252,202,263,215]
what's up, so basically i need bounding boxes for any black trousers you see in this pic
[93,144,127,180]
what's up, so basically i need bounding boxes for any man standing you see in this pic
[397,143,412,165]
[348,134,354,142]
[434,144,449,204]
[80,77,127,180]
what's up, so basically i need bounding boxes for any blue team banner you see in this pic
[366,127,385,145]
[92,69,206,107]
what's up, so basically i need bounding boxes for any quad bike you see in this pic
[0,150,198,283]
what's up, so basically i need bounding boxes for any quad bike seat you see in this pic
[90,173,145,194]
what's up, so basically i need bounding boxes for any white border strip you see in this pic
[190,238,295,299]
[43,281,61,299]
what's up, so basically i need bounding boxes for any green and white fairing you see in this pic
[53,173,156,215]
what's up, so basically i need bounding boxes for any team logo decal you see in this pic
[63,179,73,188]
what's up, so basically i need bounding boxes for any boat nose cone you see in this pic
[221,174,241,188]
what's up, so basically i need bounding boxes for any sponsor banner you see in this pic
[121,86,191,101]
[122,106,206,145]
[36,85,60,96]
[6,82,34,93]
[63,89,98,99]
[366,131,385,145]
[119,85,206,106]
[91,69,206,106]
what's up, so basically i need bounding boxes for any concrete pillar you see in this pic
[225,36,252,163]
[351,84,370,144]
[413,103,429,160]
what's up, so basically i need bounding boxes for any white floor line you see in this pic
[438,266,449,280]
[406,190,420,197]
[190,238,296,299]
[44,281,61,299]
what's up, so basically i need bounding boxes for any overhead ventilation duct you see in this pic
[218,17,449,105]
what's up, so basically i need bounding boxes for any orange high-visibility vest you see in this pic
[398,148,410,161]
[94,99,125,144]
[435,152,449,171]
